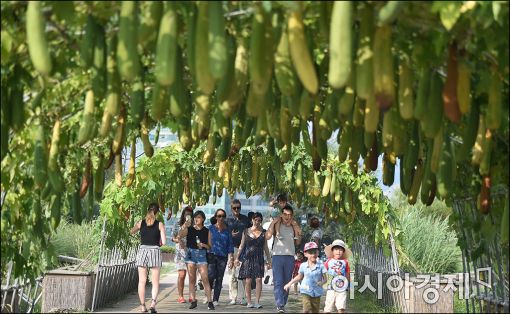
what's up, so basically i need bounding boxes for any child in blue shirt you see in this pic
[284,242,327,313]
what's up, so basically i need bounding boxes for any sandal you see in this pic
[139,303,148,313]
[149,299,157,313]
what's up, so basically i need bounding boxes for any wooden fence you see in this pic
[90,218,138,311]
[0,262,43,313]
[352,232,409,313]
[352,232,460,313]
[2,218,138,313]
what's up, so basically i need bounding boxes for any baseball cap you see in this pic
[304,241,319,252]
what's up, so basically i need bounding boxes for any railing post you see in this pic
[91,216,107,312]
[389,223,408,313]
[1,262,13,309]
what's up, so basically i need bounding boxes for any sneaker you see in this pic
[228,299,237,305]
[277,306,285,313]
[178,296,186,303]
[213,301,219,307]
[203,297,209,304]
[208,302,215,310]
[198,281,204,290]
[264,275,270,284]
[254,304,263,309]
[189,301,197,309]
[246,303,255,308]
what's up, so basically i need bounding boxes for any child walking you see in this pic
[284,242,327,314]
[291,250,305,295]
[323,239,352,313]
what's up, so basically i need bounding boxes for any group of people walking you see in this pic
[130,194,351,313]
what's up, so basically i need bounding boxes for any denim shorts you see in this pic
[185,248,207,265]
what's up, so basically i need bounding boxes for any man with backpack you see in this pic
[265,204,303,313]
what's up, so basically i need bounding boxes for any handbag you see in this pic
[206,252,216,264]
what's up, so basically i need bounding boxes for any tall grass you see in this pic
[398,207,462,274]
[50,219,102,265]
[350,289,400,313]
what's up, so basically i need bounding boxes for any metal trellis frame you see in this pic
[452,188,509,313]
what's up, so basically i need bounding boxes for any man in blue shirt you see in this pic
[207,209,234,306]
[225,199,250,305]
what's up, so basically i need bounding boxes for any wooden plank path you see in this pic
[96,269,305,313]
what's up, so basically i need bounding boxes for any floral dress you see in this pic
[172,222,187,271]
[238,229,266,279]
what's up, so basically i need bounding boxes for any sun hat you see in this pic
[303,241,319,252]
[324,239,352,259]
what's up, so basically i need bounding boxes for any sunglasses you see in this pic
[216,215,226,218]
[232,206,241,210]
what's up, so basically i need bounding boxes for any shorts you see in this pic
[174,247,187,271]
[302,294,321,313]
[185,248,207,265]
[324,290,347,312]
[136,245,162,268]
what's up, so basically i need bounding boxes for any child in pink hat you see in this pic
[284,242,327,313]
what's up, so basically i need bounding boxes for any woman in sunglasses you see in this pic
[206,208,234,306]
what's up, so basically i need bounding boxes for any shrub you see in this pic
[398,207,462,274]
[50,219,102,266]
[160,245,175,254]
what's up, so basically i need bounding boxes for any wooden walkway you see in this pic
[96,268,305,313]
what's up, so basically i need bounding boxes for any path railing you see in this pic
[0,263,43,313]
[90,218,138,311]
[352,230,408,313]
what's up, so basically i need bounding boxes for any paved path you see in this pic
[96,269,305,313]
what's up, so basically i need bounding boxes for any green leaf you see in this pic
[144,179,157,193]
[475,69,491,96]
[492,2,501,22]
[437,1,462,31]
[277,1,300,12]
[382,243,391,257]
[262,1,272,13]
[480,218,497,243]
[50,1,75,24]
